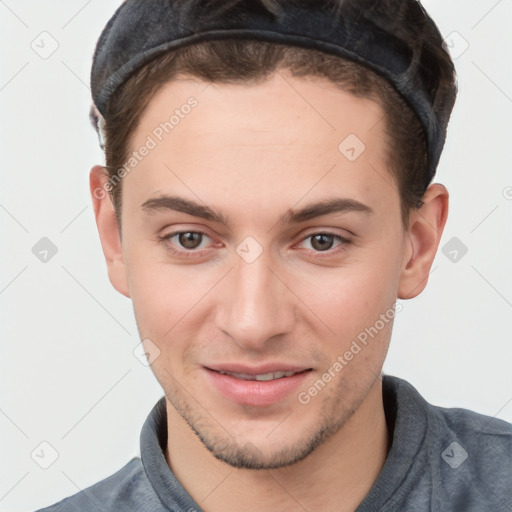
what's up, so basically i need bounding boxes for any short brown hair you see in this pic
[91,22,456,230]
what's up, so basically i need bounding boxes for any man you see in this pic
[37,0,512,510]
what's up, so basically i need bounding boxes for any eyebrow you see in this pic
[140,195,374,226]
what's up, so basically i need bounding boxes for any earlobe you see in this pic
[397,184,449,300]
[89,165,131,298]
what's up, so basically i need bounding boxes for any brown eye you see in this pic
[310,234,336,251]
[158,230,214,258]
[299,232,351,255]
[178,232,203,249]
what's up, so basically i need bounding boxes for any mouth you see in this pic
[203,365,313,406]
[215,369,307,381]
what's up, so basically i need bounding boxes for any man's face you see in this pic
[117,71,409,468]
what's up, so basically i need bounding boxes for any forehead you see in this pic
[123,71,398,225]
[135,71,386,144]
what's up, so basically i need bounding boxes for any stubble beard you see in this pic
[163,373,373,470]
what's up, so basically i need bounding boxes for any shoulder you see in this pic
[388,375,512,461]
[384,376,512,508]
[430,401,512,457]
[34,457,162,511]
[427,401,512,506]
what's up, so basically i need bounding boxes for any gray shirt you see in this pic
[35,375,512,511]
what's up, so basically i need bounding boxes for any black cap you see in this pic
[90,0,457,186]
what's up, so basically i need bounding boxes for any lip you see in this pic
[203,364,312,407]
[206,363,310,375]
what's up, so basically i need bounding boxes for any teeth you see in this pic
[218,370,298,381]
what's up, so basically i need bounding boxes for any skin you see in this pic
[90,71,448,512]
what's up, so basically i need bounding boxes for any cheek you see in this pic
[296,248,401,337]
[128,266,204,383]
[307,276,396,383]
[126,248,219,344]
[129,268,191,335]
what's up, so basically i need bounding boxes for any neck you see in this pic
[165,378,389,512]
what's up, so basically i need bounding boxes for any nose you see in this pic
[215,251,296,351]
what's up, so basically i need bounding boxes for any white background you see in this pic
[1,1,511,510]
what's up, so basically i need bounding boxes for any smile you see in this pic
[205,367,312,406]
[216,370,301,381]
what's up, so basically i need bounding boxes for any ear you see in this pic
[398,183,449,299]
[89,165,131,298]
